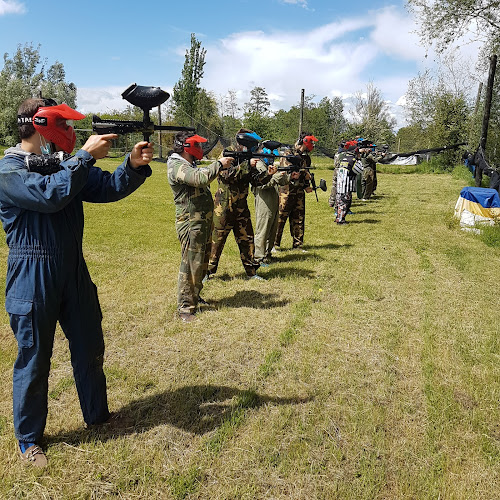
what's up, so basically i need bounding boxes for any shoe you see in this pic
[347,210,354,215]
[259,262,270,267]
[362,198,368,201]
[198,296,210,306]
[19,443,47,468]
[202,272,211,284]
[336,220,349,225]
[179,312,197,323]
[271,246,280,253]
[248,275,266,281]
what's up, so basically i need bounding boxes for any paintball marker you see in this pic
[222,137,286,163]
[310,173,327,202]
[92,83,195,142]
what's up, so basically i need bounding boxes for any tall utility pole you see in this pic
[157,105,163,159]
[475,54,497,187]
[298,89,305,139]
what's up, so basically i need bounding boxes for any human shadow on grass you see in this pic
[262,266,316,280]
[346,218,380,224]
[47,385,312,444]
[290,242,353,251]
[210,289,290,309]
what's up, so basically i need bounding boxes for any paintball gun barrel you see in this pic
[92,83,195,142]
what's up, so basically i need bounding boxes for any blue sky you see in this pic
[0,0,481,128]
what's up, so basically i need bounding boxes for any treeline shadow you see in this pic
[47,385,312,444]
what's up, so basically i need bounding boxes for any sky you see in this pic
[0,0,483,129]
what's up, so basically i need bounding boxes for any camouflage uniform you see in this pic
[208,156,269,277]
[252,161,289,263]
[167,153,222,315]
[361,152,377,199]
[275,148,311,249]
[335,150,357,223]
[328,152,341,208]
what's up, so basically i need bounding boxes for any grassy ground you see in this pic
[0,157,499,499]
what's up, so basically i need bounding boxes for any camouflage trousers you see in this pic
[208,203,258,277]
[335,191,352,223]
[362,167,375,199]
[176,218,212,315]
[275,191,306,248]
[328,168,338,208]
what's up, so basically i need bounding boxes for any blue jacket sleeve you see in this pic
[0,149,92,213]
[81,154,152,203]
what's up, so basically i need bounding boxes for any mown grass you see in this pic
[0,155,499,499]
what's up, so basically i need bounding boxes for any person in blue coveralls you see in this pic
[0,97,154,467]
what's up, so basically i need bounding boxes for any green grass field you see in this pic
[0,157,499,499]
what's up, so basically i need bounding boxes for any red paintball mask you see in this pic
[184,134,207,160]
[33,103,86,153]
[302,135,318,152]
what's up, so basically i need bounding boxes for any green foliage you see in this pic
[0,43,76,146]
[172,33,206,127]
[351,82,396,146]
[407,0,500,53]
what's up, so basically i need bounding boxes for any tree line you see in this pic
[1,9,498,168]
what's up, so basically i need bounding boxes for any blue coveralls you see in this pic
[0,146,151,443]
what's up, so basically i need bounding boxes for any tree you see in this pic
[244,87,270,116]
[224,90,240,119]
[407,0,500,52]
[172,33,206,127]
[242,86,273,138]
[351,83,396,145]
[0,43,76,146]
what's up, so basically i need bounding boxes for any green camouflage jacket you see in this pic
[213,156,270,212]
[167,153,221,221]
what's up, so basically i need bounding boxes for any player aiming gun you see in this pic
[92,83,195,142]
[222,136,291,163]
[276,153,327,202]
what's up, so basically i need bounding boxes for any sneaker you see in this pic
[248,274,266,281]
[197,296,210,306]
[179,312,197,323]
[337,220,349,225]
[271,246,280,253]
[202,272,211,284]
[259,262,270,267]
[19,443,47,468]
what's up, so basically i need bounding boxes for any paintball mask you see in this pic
[33,103,85,153]
[236,131,262,152]
[262,147,279,166]
[183,134,207,160]
[302,135,318,152]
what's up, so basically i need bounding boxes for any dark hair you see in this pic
[297,131,309,145]
[18,98,46,139]
[172,131,194,154]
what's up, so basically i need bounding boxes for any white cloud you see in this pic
[280,0,308,8]
[77,6,481,132]
[0,0,25,15]
[369,6,425,61]
[76,85,175,114]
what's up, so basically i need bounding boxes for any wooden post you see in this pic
[157,105,163,159]
[474,82,483,115]
[298,89,305,139]
[476,54,497,187]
